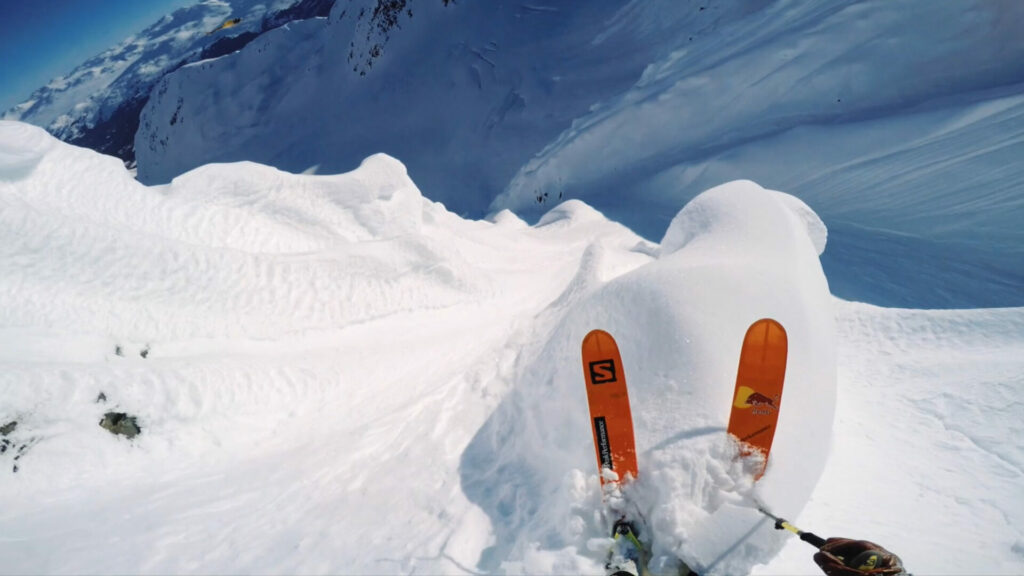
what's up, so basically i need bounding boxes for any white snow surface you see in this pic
[1,122,1023,575]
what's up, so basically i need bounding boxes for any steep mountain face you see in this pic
[490,1,1024,309]
[1,0,331,166]
[7,0,1023,308]
[136,0,723,204]
[133,0,1024,308]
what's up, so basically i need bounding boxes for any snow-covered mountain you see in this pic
[6,1,1022,309]
[2,122,1023,575]
[2,2,1023,574]
[1,0,331,165]
[132,0,1024,309]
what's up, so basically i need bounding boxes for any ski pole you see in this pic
[756,506,827,548]
[756,507,887,572]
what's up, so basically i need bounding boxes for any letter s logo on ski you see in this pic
[589,359,617,385]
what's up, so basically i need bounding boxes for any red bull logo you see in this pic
[745,392,777,409]
[733,386,779,415]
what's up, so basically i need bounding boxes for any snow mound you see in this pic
[463,181,836,574]
[165,153,426,250]
[660,180,828,257]
[0,123,481,342]
[536,199,606,227]
[0,122,55,180]
[487,208,528,228]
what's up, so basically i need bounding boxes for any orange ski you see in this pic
[727,318,788,479]
[582,329,638,488]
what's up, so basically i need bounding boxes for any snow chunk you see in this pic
[487,209,528,228]
[776,192,828,256]
[661,180,827,257]
[0,122,54,181]
[537,199,608,227]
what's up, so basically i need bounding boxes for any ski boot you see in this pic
[606,518,645,576]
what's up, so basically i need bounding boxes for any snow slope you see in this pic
[2,122,1023,574]
[492,0,1024,309]
[760,302,1024,575]
[130,0,1024,308]
[135,0,692,203]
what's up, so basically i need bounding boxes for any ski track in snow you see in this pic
[1,123,1023,575]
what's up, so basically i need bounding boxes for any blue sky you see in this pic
[0,0,195,112]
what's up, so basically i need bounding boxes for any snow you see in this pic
[2,122,1022,575]
[762,302,1024,575]
[0,121,55,179]
[127,0,1024,309]
[464,180,836,574]
[489,1,1024,309]
[134,1,766,214]
[1,0,295,141]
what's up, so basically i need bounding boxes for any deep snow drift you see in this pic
[463,182,836,574]
[2,122,1023,574]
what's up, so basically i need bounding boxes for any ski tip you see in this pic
[583,328,615,346]
[745,317,787,346]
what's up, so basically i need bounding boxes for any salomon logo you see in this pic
[589,359,617,384]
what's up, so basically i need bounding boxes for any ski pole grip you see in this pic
[801,532,827,548]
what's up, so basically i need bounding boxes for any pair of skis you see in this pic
[582,319,788,576]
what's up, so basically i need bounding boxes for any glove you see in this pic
[813,537,906,576]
